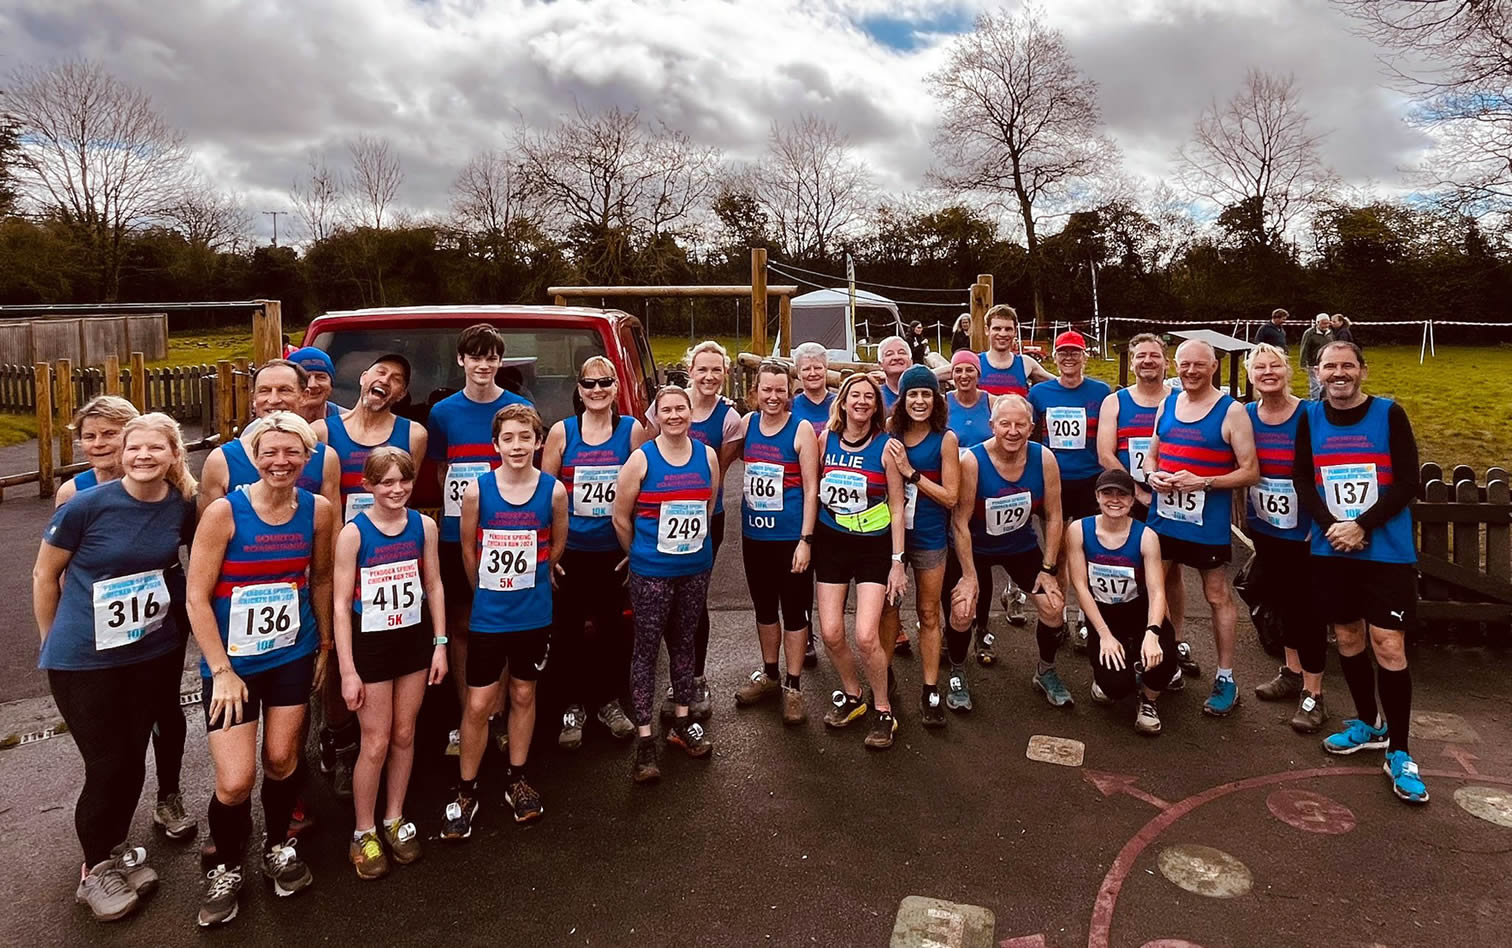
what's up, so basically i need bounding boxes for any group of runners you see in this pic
[33,309,1428,932]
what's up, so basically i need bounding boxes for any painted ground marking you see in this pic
[1265,788,1356,835]
[1453,786,1512,829]
[1155,844,1252,899]
[1026,735,1085,767]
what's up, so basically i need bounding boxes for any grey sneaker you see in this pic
[1255,667,1303,702]
[734,669,779,706]
[1033,668,1076,708]
[1004,586,1028,626]
[944,665,972,712]
[1290,690,1329,734]
[559,704,586,750]
[111,844,158,895]
[444,728,461,756]
[1090,681,1113,705]
[152,792,197,840]
[782,685,808,726]
[196,864,242,928]
[597,701,636,740]
[689,676,713,721]
[76,859,138,922]
[1134,698,1162,735]
[261,838,312,897]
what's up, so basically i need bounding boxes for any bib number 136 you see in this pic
[227,583,300,657]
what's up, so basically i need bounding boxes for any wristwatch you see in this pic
[906,470,921,485]
[800,534,814,544]
[1202,477,1214,491]
[891,552,905,563]
[1039,562,1057,574]
[433,635,449,646]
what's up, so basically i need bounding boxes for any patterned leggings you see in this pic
[628,570,711,727]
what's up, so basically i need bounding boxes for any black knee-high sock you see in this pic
[261,761,307,848]
[151,706,187,799]
[1378,667,1413,754]
[1338,650,1379,725]
[208,796,252,868]
[1036,623,1063,666]
[944,621,971,666]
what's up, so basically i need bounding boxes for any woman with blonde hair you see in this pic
[54,395,140,507]
[32,412,198,922]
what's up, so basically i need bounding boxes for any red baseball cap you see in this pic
[1054,330,1087,351]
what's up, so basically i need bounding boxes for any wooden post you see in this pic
[233,358,250,429]
[35,362,53,498]
[104,354,121,395]
[970,282,990,352]
[554,295,567,307]
[1118,345,1130,388]
[750,247,768,357]
[252,300,283,367]
[129,351,147,411]
[216,360,235,442]
[973,274,993,351]
[56,359,75,468]
[778,295,793,358]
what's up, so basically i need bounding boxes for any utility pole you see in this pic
[262,210,288,247]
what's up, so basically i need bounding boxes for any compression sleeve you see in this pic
[1354,401,1419,531]
[1291,411,1334,528]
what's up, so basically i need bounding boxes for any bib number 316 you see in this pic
[92,569,170,651]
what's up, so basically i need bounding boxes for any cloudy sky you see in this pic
[4,0,1432,241]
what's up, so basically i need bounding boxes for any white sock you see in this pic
[1216,667,1234,681]
[353,828,373,843]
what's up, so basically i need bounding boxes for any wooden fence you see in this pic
[0,361,216,421]
[1416,463,1512,627]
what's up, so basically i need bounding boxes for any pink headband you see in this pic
[950,349,978,369]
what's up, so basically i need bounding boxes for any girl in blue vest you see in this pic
[882,366,959,729]
[331,447,446,879]
[814,373,909,750]
[541,356,648,749]
[733,361,818,725]
[186,411,335,927]
[448,404,567,836]
[1066,468,1178,736]
[33,413,197,922]
[614,385,720,782]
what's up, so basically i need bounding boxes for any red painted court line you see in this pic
[1086,767,1512,948]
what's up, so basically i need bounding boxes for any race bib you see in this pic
[344,492,375,523]
[1321,463,1378,521]
[1046,407,1087,450]
[479,529,537,591]
[92,569,169,651]
[360,559,422,631]
[571,465,619,518]
[903,483,918,530]
[657,500,707,555]
[1127,437,1153,483]
[1250,477,1299,530]
[226,582,300,657]
[1089,562,1138,605]
[821,470,868,515]
[443,462,491,519]
[984,492,1032,536]
[743,462,784,512]
[1156,488,1205,525]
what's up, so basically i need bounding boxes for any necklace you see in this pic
[839,432,870,449]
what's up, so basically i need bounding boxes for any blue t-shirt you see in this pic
[39,480,194,671]
[427,388,531,543]
[1028,377,1112,482]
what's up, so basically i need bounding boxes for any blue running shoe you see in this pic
[1202,676,1239,717]
[1321,718,1388,756]
[1033,668,1075,708]
[945,665,972,712]
[1384,750,1429,804]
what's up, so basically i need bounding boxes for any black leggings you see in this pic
[49,648,184,865]
[741,537,813,631]
[150,637,188,797]
[1251,532,1327,674]
[552,547,634,709]
[1088,608,1179,699]
[693,511,725,677]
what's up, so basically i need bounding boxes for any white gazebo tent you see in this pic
[778,287,902,362]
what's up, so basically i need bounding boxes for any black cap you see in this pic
[370,353,412,386]
[1095,468,1137,495]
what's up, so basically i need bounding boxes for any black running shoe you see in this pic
[440,790,479,840]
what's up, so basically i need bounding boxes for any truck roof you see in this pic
[315,304,628,321]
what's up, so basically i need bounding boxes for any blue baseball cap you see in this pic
[288,346,335,379]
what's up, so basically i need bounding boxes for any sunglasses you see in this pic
[578,377,615,389]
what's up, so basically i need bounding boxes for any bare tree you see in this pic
[750,115,874,260]
[6,59,191,300]
[290,153,343,242]
[450,148,532,251]
[164,183,253,253]
[347,135,403,230]
[928,6,1119,321]
[1177,70,1333,249]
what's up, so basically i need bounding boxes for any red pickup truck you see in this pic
[302,304,660,508]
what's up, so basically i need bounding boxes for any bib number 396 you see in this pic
[92,569,170,651]
[227,583,300,657]
[658,500,707,555]
[480,530,537,591]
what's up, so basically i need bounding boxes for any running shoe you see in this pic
[1004,586,1028,626]
[632,734,661,783]
[1322,718,1389,756]
[1090,681,1113,705]
[318,726,338,774]
[261,838,312,897]
[111,844,158,896]
[76,858,138,922]
[489,714,509,753]
[1384,750,1430,804]
[863,710,898,749]
[659,684,677,723]
[920,691,946,729]
[349,830,389,880]
[1071,622,1090,655]
[153,792,197,840]
[823,691,869,728]
[1033,668,1076,708]
[667,717,713,757]
[734,669,779,706]
[782,685,807,726]
[1255,666,1303,701]
[1202,677,1239,717]
[383,820,421,865]
[944,666,972,712]
[1176,641,1201,678]
[1290,690,1329,735]
[196,864,242,928]
[975,627,997,667]
[597,701,636,740]
[330,757,354,800]
[1134,698,1162,736]
[894,631,912,658]
[559,704,586,750]
[804,633,818,668]
[445,728,461,756]
[440,790,479,840]
[1165,670,1186,692]
[689,676,713,722]
[505,775,545,822]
